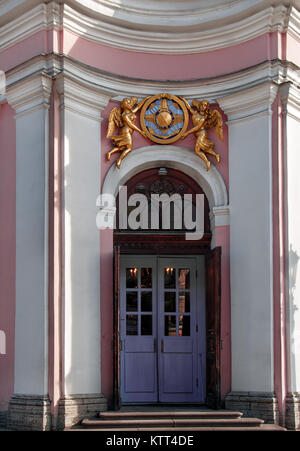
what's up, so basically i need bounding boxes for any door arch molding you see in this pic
[102,145,228,213]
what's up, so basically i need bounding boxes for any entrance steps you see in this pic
[75,409,286,431]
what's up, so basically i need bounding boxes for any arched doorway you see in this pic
[112,166,221,408]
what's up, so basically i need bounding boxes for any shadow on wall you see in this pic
[289,244,299,390]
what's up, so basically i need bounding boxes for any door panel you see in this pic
[120,257,158,403]
[120,255,205,404]
[158,258,199,402]
[162,354,194,393]
[124,353,156,393]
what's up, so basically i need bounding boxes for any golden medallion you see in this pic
[140,93,189,144]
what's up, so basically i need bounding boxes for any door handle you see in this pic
[161,339,164,353]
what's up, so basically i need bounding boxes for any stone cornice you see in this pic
[3,55,300,114]
[55,73,111,121]
[210,206,230,228]
[279,81,300,122]
[0,2,62,53]
[61,3,293,54]
[286,6,300,41]
[0,1,300,54]
[218,81,279,122]
[6,72,52,116]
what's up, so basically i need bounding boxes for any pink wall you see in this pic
[0,103,16,412]
[0,29,286,79]
[64,31,282,81]
[286,33,300,68]
[0,31,49,72]
[100,229,114,404]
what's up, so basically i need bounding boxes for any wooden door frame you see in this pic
[113,235,222,409]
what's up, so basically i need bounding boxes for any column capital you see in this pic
[279,81,300,122]
[218,81,278,124]
[209,206,230,228]
[55,74,111,121]
[6,72,52,117]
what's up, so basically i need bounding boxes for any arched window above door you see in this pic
[114,167,212,254]
[115,167,211,234]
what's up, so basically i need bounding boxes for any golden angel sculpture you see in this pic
[180,98,223,171]
[106,97,148,169]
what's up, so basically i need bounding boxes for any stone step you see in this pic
[71,424,286,431]
[98,410,243,420]
[81,417,265,429]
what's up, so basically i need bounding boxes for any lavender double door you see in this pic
[120,256,205,404]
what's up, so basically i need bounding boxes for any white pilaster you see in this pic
[219,81,278,392]
[280,81,300,395]
[6,73,52,395]
[55,75,110,396]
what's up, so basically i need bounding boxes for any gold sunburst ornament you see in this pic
[106,94,223,170]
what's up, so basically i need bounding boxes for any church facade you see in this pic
[0,0,300,430]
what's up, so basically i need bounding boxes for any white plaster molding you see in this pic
[3,55,299,118]
[0,2,62,52]
[210,206,230,228]
[218,81,279,122]
[279,80,300,122]
[209,206,230,249]
[60,57,295,102]
[55,73,111,121]
[101,145,228,212]
[6,72,52,116]
[1,1,300,54]
[12,72,51,396]
[66,0,300,30]
[61,4,292,54]
[287,7,300,42]
[58,73,104,396]
[6,55,62,87]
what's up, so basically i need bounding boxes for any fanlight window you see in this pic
[115,167,210,233]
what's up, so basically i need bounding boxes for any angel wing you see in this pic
[106,107,123,138]
[207,109,223,141]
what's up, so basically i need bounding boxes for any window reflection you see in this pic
[178,292,190,313]
[178,315,190,336]
[126,314,138,335]
[178,269,190,290]
[141,268,152,288]
[141,292,152,312]
[164,292,176,312]
[126,268,138,288]
[141,315,152,335]
[165,315,176,336]
[164,267,175,288]
[126,292,138,312]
